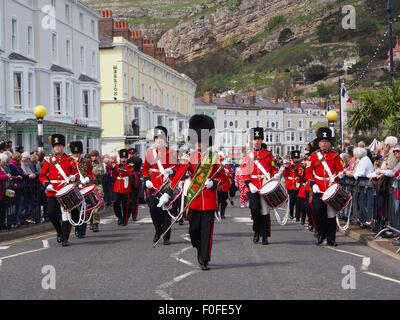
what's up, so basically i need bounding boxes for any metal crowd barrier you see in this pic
[339,176,400,253]
[1,177,48,227]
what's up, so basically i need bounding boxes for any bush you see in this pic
[305,65,328,83]
[267,15,286,31]
[278,28,293,45]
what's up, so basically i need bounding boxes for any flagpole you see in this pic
[340,81,344,149]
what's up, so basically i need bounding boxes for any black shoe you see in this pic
[262,236,269,245]
[77,234,85,239]
[253,232,260,243]
[153,233,160,243]
[57,236,62,243]
[197,255,204,267]
[120,222,127,226]
[316,235,325,245]
[62,240,70,247]
[201,262,210,271]
[301,220,305,225]
[327,240,338,246]
[314,230,319,238]
[117,219,122,225]
[163,239,171,245]
[296,219,300,222]
[221,215,226,219]
[308,224,314,232]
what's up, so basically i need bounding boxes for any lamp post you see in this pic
[388,0,394,85]
[326,110,338,143]
[33,105,47,152]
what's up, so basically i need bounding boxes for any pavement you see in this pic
[1,203,400,260]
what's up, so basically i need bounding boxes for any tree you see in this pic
[305,65,328,83]
[317,84,330,97]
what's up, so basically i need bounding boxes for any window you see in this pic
[130,77,134,97]
[91,51,97,77]
[309,121,313,128]
[291,132,295,141]
[224,120,227,129]
[157,115,163,125]
[53,83,61,115]
[28,73,33,110]
[12,18,17,51]
[27,26,33,57]
[13,72,22,109]
[91,20,95,37]
[65,4,70,22]
[66,83,71,116]
[66,40,71,67]
[123,73,128,94]
[155,88,158,106]
[79,13,84,30]
[52,33,57,62]
[149,86,152,104]
[266,121,269,128]
[235,120,238,128]
[83,90,89,118]
[299,120,303,128]
[51,0,56,9]
[93,90,97,119]
[276,122,279,129]
[246,120,249,128]
[141,83,145,99]
[80,46,85,72]
[256,121,259,127]
[299,131,303,142]
[288,119,291,128]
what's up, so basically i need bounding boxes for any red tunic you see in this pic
[113,163,132,193]
[305,150,344,193]
[218,166,233,192]
[242,149,278,190]
[169,151,228,211]
[142,147,177,190]
[283,162,304,191]
[39,154,75,197]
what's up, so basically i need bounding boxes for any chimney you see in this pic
[165,54,175,69]
[143,39,156,58]
[155,48,166,63]
[130,30,143,51]
[292,96,301,108]
[203,91,213,104]
[98,10,114,40]
[226,94,235,105]
[271,96,278,104]
[248,92,256,105]
[113,20,130,41]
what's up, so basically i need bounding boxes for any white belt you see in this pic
[288,177,296,180]
[250,175,268,179]
[50,180,64,183]
[313,174,330,181]
[150,169,160,173]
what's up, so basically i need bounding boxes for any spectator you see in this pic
[0,141,5,153]
[7,153,26,227]
[381,136,398,170]
[235,159,249,208]
[0,153,11,230]
[343,147,356,177]
[21,152,38,224]
[358,141,374,163]
[29,154,40,176]
[376,143,400,178]
[36,151,45,172]
[16,146,24,154]
[6,141,14,153]
[342,139,352,153]
[352,147,375,179]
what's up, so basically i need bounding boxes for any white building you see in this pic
[0,0,102,153]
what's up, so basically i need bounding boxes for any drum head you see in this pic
[80,185,95,195]
[321,184,339,201]
[260,180,279,195]
[56,184,74,196]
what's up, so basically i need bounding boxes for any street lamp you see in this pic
[326,110,338,140]
[33,105,47,152]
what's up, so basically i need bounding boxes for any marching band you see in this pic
[39,120,349,270]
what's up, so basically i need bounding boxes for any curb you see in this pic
[0,222,55,243]
[340,228,400,262]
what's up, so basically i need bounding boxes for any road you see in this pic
[0,199,399,301]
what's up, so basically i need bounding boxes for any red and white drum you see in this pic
[260,179,288,209]
[56,184,84,211]
[80,184,104,213]
[153,180,171,200]
[321,184,352,212]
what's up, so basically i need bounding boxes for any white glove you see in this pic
[83,177,90,185]
[165,168,174,176]
[46,184,55,192]
[273,173,280,180]
[249,183,258,194]
[157,193,170,208]
[312,184,321,194]
[338,172,345,179]
[221,160,228,167]
[69,175,76,182]
[146,180,154,189]
[205,179,214,189]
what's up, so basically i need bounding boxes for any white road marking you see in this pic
[136,218,152,224]
[0,239,50,260]
[233,217,253,223]
[155,289,173,300]
[0,246,10,250]
[363,272,400,285]
[361,257,371,271]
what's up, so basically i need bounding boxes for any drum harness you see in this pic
[315,152,351,231]
[249,152,290,226]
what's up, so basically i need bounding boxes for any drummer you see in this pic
[142,126,177,245]
[305,127,344,246]
[283,150,303,221]
[69,141,93,238]
[242,127,279,245]
[39,134,77,247]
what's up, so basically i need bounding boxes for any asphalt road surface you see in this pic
[0,199,399,300]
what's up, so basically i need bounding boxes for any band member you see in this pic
[127,156,141,221]
[142,126,176,245]
[90,150,105,232]
[305,128,344,246]
[112,149,132,226]
[304,139,318,232]
[283,150,303,221]
[242,127,279,245]
[217,152,232,219]
[158,115,228,270]
[39,134,76,247]
[69,141,93,238]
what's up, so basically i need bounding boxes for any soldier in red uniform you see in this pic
[242,127,279,245]
[283,150,303,221]
[112,149,132,226]
[69,141,93,238]
[304,139,318,233]
[305,128,344,246]
[158,115,228,270]
[39,134,77,247]
[142,126,177,245]
[217,153,232,219]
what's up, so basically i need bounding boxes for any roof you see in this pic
[50,64,73,74]
[79,74,99,83]
[99,34,114,49]
[8,52,36,63]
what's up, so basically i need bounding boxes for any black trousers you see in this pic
[113,192,131,224]
[312,193,336,241]
[217,190,228,217]
[249,192,271,238]
[288,189,299,219]
[188,209,215,263]
[47,197,77,241]
[130,189,139,220]
[148,191,171,240]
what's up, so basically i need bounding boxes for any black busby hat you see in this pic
[69,141,83,154]
[316,127,332,143]
[261,143,267,150]
[307,138,319,154]
[188,114,215,146]
[154,126,168,141]
[119,149,129,159]
[291,150,301,159]
[49,134,65,147]
[250,127,264,141]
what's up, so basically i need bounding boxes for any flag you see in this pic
[342,88,353,104]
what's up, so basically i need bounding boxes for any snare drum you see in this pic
[153,180,171,200]
[56,184,84,211]
[80,184,104,213]
[260,179,288,209]
[321,184,351,212]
